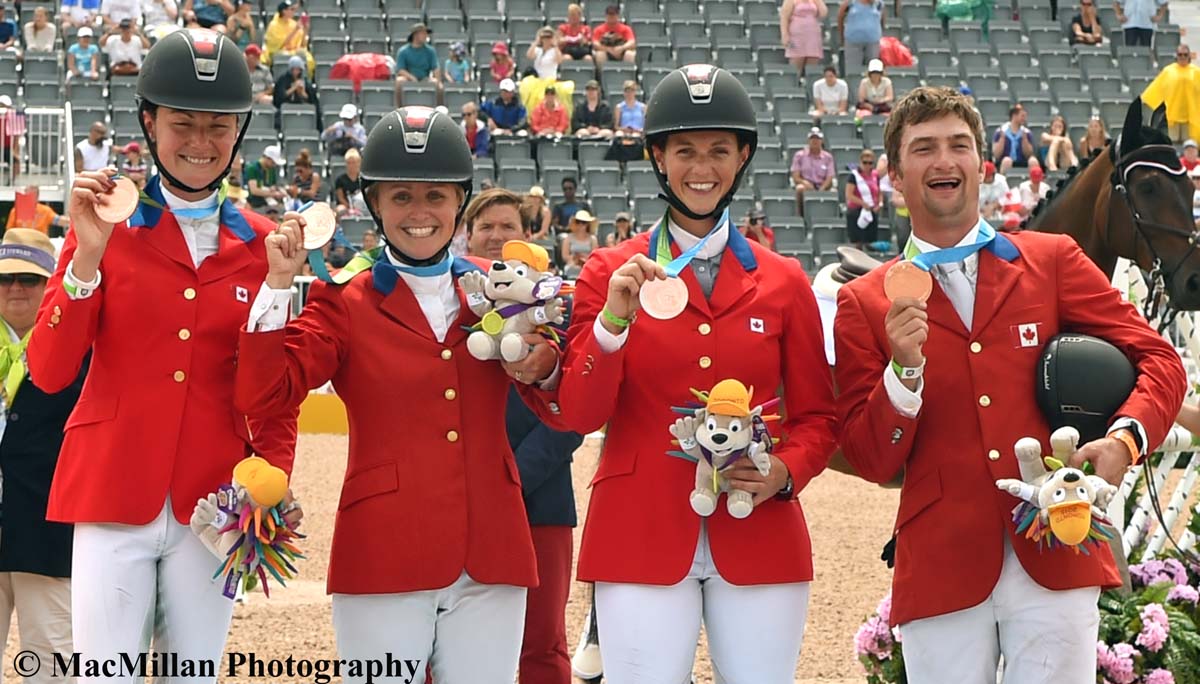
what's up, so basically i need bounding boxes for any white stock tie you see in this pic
[938,261,975,330]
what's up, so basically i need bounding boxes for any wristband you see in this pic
[601,307,632,330]
[1109,428,1142,466]
[890,358,925,381]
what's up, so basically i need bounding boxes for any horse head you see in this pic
[1110,97,1200,309]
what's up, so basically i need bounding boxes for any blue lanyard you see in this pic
[650,208,730,277]
[906,220,997,271]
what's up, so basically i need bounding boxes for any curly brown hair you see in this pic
[883,86,986,171]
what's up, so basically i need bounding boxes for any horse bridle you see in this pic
[1108,141,1196,330]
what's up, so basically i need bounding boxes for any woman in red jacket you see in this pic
[235,106,562,684]
[556,65,839,682]
[28,29,298,683]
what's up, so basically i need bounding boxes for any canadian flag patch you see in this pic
[1013,322,1040,348]
[749,317,765,333]
[235,286,249,303]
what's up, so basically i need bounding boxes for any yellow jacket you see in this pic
[1141,62,1200,140]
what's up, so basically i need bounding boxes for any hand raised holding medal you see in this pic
[601,253,669,334]
[884,260,931,376]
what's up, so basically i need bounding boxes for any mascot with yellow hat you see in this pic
[667,380,781,519]
[460,240,567,362]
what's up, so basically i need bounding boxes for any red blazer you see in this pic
[834,231,1186,626]
[234,256,563,595]
[558,226,838,586]
[28,177,297,527]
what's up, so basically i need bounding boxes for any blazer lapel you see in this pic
[971,248,1023,335]
[708,229,758,316]
[376,274,438,342]
[198,225,255,284]
[135,212,196,272]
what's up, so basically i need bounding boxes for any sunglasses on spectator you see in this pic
[0,274,47,287]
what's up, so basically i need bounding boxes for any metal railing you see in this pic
[0,105,71,204]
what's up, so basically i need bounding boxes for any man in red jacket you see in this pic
[834,86,1186,682]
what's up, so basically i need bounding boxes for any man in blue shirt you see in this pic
[480,78,528,136]
[1115,0,1168,47]
[0,6,17,52]
[395,22,442,106]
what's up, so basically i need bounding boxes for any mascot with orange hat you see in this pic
[461,240,567,362]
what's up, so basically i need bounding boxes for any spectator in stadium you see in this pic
[0,95,21,178]
[551,176,591,229]
[23,7,56,53]
[244,44,274,104]
[1040,114,1079,171]
[482,78,528,136]
[273,55,316,112]
[561,208,598,278]
[489,41,515,83]
[838,0,884,74]
[182,0,232,31]
[100,0,141,31]
[333,148,367,217]
[521,27,574,115]
[461,189,583,684]
[360,229,377,251]
[0,5,16,53]
[740,209,777,251]
[531,85,570,137]
[1018,165,1050,217]
[284,148,321,211]
[1115,0,1167,47]
[1191,166,1200,227]
[102,19,150,76]
[991,104,1041,172]
[592,4,636,65]
[605,211,636,246]
[845,147,881,249]
[557,3,593,62]
[811,65,850,117]
[322,104,367,157]
[1141,44,1200,143]
[1069,0,1104,45]
[394,22,441,105]
[226,0,257,51]
[118,141,148,188]
[460,101,491,158]
[978,160,1010,222]
[573,80,615,139]
[855,59,894,117]
[60,0,101,31]
[614,80,646,138]
[443,41,473,84]
[781,0,827,80]
[263,0,313,77]
[4,186,66,233]
[0,229,82,679]
[74,121,111,173]
[1079,114,1110,158]
[523,185,553,239]
[1183,139,1200,171]
[141,0,179,41]
[527,26,564,81]
[244,143,287,210]
[67,28,101,82]
[792,126,835,214]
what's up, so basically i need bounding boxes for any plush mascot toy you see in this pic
[995,426,1118,552]
[190,456,305,598]
[667,379,780,519]
[460,240,566,363]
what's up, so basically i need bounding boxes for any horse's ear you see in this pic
[1150,102,1169,134]
[1121,98,1144,155]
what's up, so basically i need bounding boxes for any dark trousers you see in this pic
[1125,27,1154,46]
[520,525,574,684]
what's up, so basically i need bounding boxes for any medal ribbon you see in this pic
[649,208,731,277]
[903,219,997,271]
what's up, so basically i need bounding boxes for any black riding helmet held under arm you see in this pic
[359,107,475,267]
[136,28,255,194]
[1035,333,1137,445]
[643,64,758,222]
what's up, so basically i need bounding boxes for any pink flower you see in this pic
[876,593,892,623]
[1167,584,1199,604]
[1101,642,1137,684]
[1136,621,1168,653]
[1142,603,1169,628]
[1145,669,1176,684]
[1163,559,1189,585]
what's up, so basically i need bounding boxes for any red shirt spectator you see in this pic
[1182,139,1200,171]
[741,211,776,251]
[592,4,636,63]
[530,89,569,135]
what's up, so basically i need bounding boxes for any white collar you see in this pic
[161,183,219,211]
[667,215,729,261]
[910,221,980,255]
[384,247,453,292]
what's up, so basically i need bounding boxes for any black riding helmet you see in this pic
[360,106,474,267]
[644,64,758,221]
[136,28,254,194]
[1035,333,1137,444]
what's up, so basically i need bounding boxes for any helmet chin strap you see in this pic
[647,135,754,223]
[137,102,253,195]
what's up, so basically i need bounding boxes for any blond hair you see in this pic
[883,86,986,170]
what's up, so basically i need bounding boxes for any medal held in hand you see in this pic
[641,208,732,320]
[94,176,141,224]
[299,201,337,250]
[883,261,933,302]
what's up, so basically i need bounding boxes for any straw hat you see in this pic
[0,229,57,279]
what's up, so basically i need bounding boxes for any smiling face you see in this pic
[143,107,240,197]
[891,114,983,238]
[483,259,541,303]
[652,130,750,224]
[369,181,463,261]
